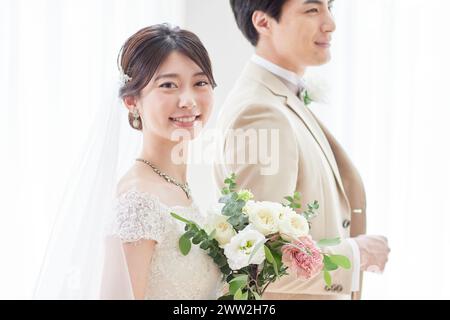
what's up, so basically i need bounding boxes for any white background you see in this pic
[1,0,449,299]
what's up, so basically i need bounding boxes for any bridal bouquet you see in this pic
[171,174,351,300]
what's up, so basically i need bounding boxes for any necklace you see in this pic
[136,158,191,199]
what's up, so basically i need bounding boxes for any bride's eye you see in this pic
[159,82,177,89]
[195,81,209,87]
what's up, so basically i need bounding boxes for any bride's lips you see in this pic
[169,114,202,128]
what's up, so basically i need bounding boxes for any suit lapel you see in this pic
[242,62,348,199]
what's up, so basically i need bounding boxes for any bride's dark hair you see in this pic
[117,23,217,130]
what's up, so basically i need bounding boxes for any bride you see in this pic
[34,24,223,300]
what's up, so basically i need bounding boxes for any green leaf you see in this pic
[233,288,243,300]
[170,212,192,224]
[199,240,209,250]
[264,245,278,276]
[323,255,338,271]
[294,192,301,200]
[252,290,261,300]
[229,275,248,295]
[192,232,203,245]
[242,291,249,300]
[323,270,332,287]
[229,274,248,284]
[179,234,192,256]
[284,196,294,203]
[329,255,352,269]
[316,238,341,247]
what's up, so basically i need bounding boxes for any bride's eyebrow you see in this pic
[154,72,206,81]
[193,72,207,77]
[154,73,179,81]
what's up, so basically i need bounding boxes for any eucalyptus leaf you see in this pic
[179,235,192,256]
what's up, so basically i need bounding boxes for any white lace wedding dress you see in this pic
[112,187,223,300]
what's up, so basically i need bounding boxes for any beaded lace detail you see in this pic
[113,187,223,300]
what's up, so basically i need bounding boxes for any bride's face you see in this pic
[134,51,214,141]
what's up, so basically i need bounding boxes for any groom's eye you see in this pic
[159,82,177,89]
[306,8,319,14]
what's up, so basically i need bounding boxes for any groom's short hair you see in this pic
[230,0,288,46]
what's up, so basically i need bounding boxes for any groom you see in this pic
[214,0,390,300]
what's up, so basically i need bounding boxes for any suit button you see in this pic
[324,285,331,292]
[343,219,351,229]
[336,285,343,292]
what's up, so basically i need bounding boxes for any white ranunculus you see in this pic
[223,225,266,270]
[278,208,310,242]
[246,201,282,236]
[204,213,236,247]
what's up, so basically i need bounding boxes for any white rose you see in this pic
[278,208,310,242]
[242,200,255,215]
[205,211,235,248]
[304,74,331,104]
[223,225,266,270]
[247,201,282,236]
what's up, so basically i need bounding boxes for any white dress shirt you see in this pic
[251,54,361,292]
[251,54,307,96]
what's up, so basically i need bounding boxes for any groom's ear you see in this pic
[252,10,273,40]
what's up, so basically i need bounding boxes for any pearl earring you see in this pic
[132,108,141,129]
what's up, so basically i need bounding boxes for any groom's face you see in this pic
[269,0,336,69]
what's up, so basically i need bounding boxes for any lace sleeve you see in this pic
[113,189,165,244]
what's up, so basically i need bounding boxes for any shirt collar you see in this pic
[251,54,306,95]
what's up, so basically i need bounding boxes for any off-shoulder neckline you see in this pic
[116,185,199,211]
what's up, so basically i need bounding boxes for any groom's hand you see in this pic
[353,235,390,273]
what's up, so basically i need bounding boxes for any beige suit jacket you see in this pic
[213,62,367,300]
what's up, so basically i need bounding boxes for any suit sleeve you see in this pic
[218,103,357,296]
[219,103,299,202]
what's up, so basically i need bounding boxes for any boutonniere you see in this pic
[300,89,313,106]
[301,75,330,106]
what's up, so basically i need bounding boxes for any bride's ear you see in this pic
[123,95,137,112]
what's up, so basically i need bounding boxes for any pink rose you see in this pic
[281,236,324,280]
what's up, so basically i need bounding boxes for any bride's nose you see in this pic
[178,92,197,109]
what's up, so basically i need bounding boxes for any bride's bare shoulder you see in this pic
[116,164,190,207]
[117,164,159,195]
